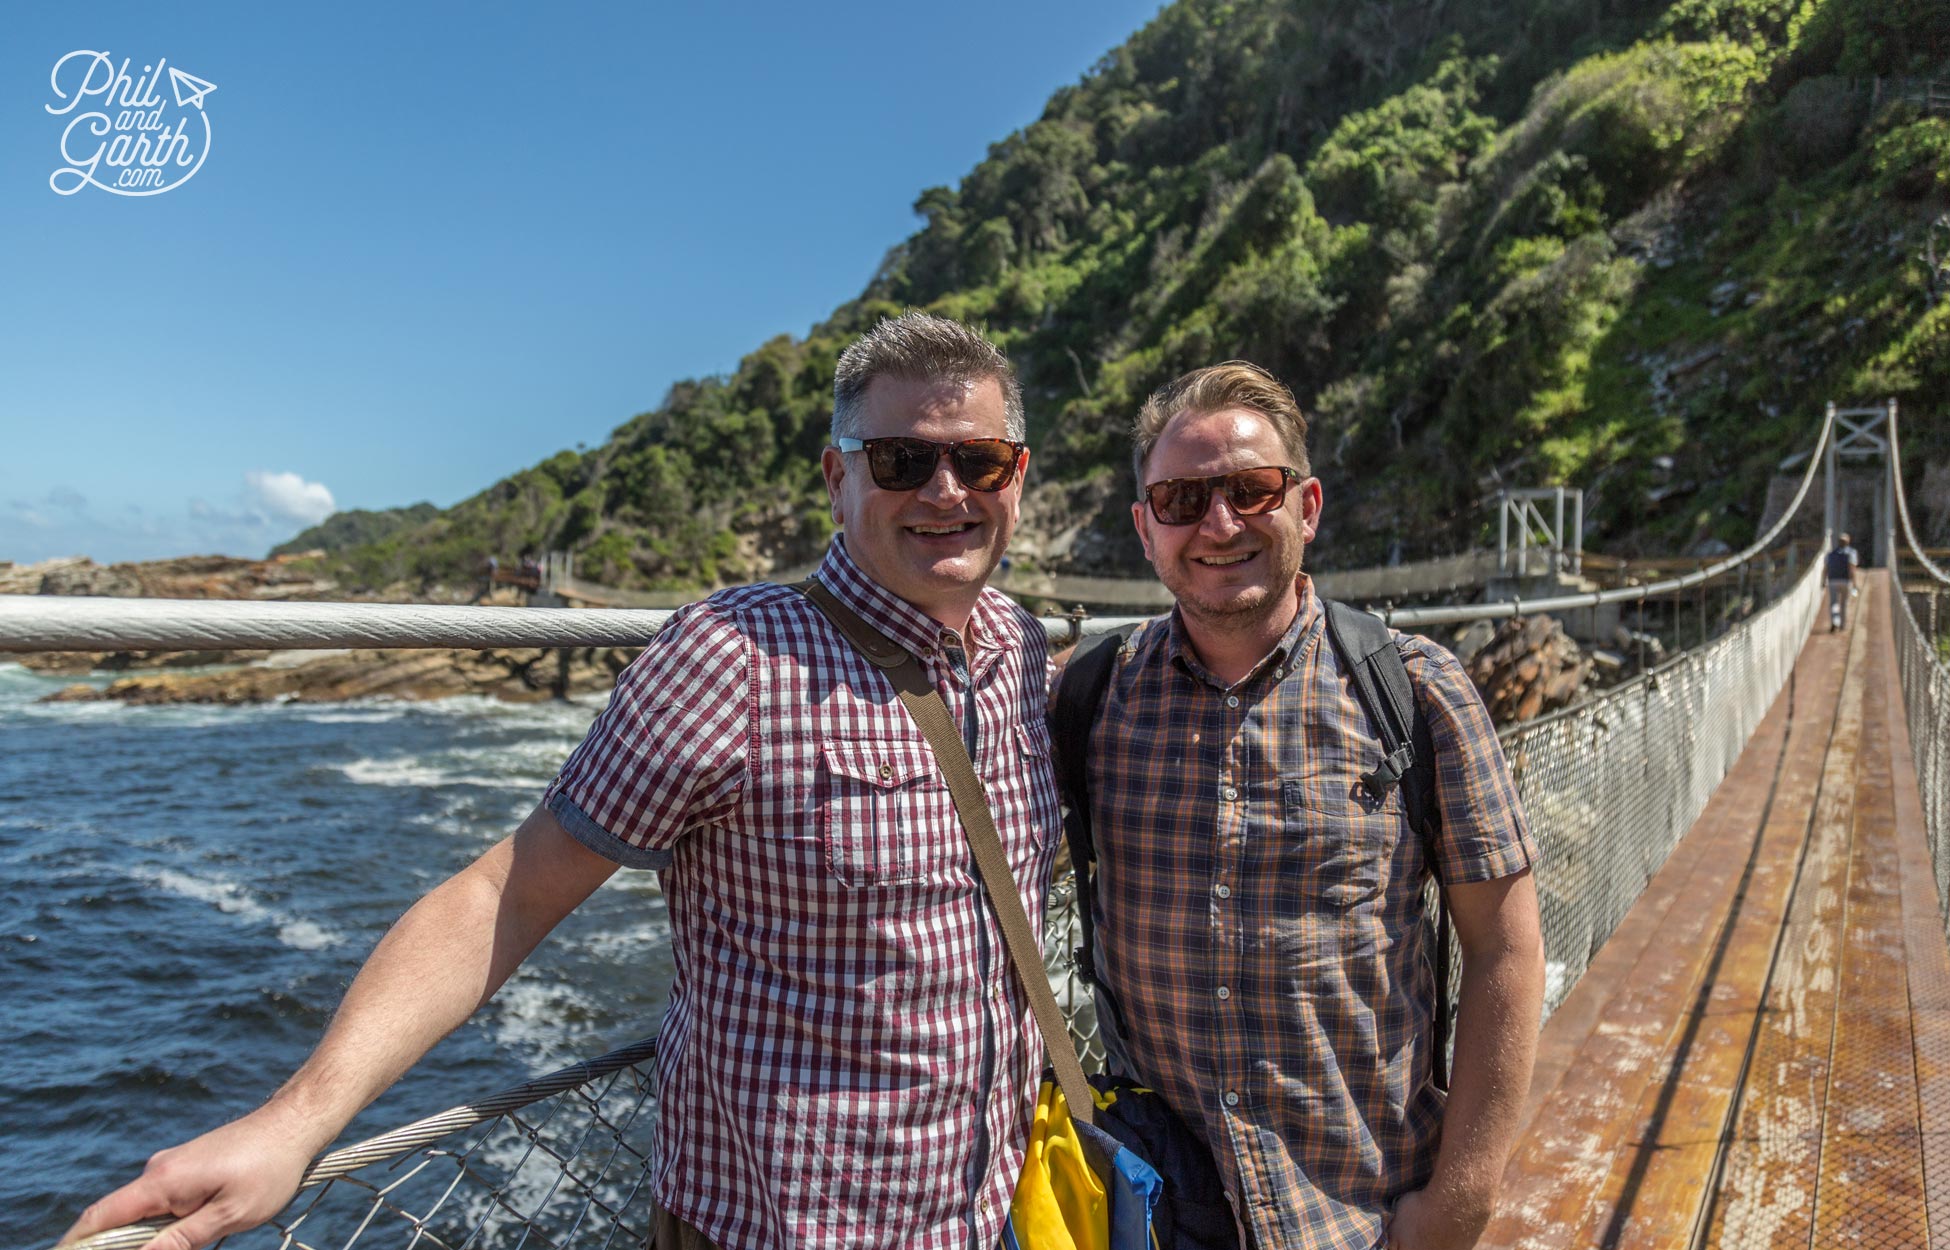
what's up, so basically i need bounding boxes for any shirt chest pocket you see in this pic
[818,739,968,888]
[1278,775,1405,909]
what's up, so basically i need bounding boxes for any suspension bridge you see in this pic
[8,399,1949,1250]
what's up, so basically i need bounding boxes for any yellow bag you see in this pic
[1009,1080,1110,1250]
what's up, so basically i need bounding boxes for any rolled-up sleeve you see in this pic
[1402,636,1537,884]
[543,601,749,869]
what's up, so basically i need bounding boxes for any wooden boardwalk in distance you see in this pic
[1485,571,1950,1249]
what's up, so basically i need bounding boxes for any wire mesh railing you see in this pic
[51,563,1823,1250]
[64,908,1099,1250]
[1888,403,1950,938]
[1893,575,1949,935]
[68,1040,661,1250]
[1500,559,1822,1015]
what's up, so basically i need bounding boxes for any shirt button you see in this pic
[1221,785,1238,801]
[877,764,892,780]
[979,1194,992,1214]
[1225,694,1241,708]
[1216,985,1231,1000]
[1214,883,1231,899]
[1224,1091,1240,1107]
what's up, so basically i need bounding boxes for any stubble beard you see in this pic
[1162,540,1306,638]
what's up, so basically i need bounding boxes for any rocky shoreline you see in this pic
[37,647,640,706]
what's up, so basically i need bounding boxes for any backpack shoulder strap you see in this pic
[1053,622,1140,991]
[1321,600,1436,849]
[1054,626,1140,855]
[1322,598,1450,1089]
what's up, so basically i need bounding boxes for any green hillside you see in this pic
[306,0,1950,592]
[272,503,440,557]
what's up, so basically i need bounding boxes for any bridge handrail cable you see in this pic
[1381,404,1834,627]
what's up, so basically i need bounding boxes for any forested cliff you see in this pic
[281,0,1950,591]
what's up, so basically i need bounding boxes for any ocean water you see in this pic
[0,663,673,1249]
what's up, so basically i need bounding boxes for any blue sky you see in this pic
[0,2,1163,565]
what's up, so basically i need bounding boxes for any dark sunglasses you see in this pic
[1143,465,1300,526]
[835,436,1026,493]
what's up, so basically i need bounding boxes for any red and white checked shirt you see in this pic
[543,538,1062,1250]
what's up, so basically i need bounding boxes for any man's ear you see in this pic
[1297,477,1324,544]
[1130,500,1155,564]
[821,446,847,528]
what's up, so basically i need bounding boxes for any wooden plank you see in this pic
[1482,615,1851,1248]
[1576,613,1871,1242]
[1704,1135,1820,1247]
[1813,1131,1930,1247]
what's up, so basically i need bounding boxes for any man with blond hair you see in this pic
[65,312,1062,1250]
[1076,361,1546,1250]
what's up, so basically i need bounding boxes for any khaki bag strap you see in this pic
[793,577,1096,1127]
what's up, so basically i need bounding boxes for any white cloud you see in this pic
[3,473,340,564]
[243,470,336,526]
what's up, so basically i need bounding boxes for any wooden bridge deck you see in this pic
[1486,570,1950,1249]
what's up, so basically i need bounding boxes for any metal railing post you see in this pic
[1498,495,1510,576]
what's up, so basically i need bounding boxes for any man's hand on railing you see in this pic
[58,1106,314,1250]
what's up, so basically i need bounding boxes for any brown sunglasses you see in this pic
[1143,466,1300,526]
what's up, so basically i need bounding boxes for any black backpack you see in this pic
[1051,599,1453,1089]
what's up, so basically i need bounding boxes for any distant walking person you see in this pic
[1826,533,1860,631]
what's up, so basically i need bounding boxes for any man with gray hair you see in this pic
[65,311,1061,1250]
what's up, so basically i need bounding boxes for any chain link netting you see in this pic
[1498,560,1821,1017]
[1888,396,1950,941]
[1896,577,1950,937]
[69,1041,662,1250]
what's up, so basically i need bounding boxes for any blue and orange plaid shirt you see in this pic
[1086,576,1536,1250]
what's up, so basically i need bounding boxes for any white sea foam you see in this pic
[339,756,516,789]
[489,970,600,1068]
[125,865,346,950]
[579,919,671,959]
[294,706,412,725]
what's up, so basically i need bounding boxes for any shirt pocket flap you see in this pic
[1015,722,1053,760]
[1281,771,1405,817]
[820,739,937,790]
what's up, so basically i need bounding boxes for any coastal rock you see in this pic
[39,647,640,706]
[12,649,272,676]
[3,553,340,600]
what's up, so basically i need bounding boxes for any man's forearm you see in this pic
[1425,928,1546,1225]
[259,810,605,1150]
[256,845,524,1149]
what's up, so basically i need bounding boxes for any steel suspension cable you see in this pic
[1888,403,1950,587]
[1382,405,1837,627]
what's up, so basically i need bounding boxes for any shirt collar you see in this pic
[813,535,1018,659]
[1166,573,1323,688]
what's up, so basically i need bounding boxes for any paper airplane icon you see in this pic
[168,67,217,110]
